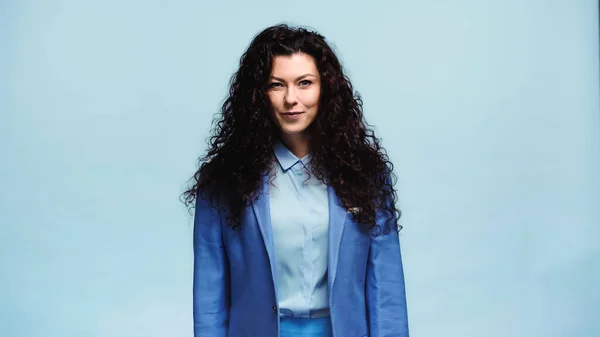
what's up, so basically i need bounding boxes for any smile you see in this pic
[280,111,305,119]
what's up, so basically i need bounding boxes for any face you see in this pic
[267,52,321,143]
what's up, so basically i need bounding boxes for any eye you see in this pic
[269,82,283,88]
[299,80,312,86]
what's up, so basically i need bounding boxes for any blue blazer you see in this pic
[193,173,409,337]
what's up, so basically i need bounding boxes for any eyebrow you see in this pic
[270,73,316,82]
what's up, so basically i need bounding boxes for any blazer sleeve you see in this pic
[193,191,230,337]
[366,190,409,336]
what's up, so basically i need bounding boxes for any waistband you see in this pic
[279,308,330,319]
[279,316,333,335]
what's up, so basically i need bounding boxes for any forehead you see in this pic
[271,53,319,78]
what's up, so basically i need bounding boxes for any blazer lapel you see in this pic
[327,184,347,296]
[251,172,277,285]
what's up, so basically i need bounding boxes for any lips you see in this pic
[281,111,304,116]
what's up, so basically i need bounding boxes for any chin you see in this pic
[280,126,310,136]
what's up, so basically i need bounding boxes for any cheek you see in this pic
[267,92,278,108]
[305,90,321,108]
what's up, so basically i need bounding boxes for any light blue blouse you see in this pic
[270,142,330,318]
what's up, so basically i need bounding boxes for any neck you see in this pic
[281,133,310,158]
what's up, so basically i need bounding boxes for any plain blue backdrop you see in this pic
[1,1,599,336]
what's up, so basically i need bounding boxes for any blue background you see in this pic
[1,1,599,336]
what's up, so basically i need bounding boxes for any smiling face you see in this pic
[267,52,321,145]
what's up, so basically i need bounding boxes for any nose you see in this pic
[284,87,298,106]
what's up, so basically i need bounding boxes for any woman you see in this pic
[183,24,409,337]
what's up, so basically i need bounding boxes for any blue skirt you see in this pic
[279,316,333,337]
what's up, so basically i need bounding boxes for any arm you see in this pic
[366,195,409,336]
[193,191,230,337]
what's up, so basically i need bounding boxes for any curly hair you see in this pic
[182,23,402,235]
